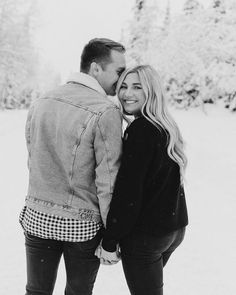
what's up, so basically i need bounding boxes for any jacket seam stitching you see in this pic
[96,114,112,196]
[49,97,99,114]
[47,97,119,115]
[69,113,96,195]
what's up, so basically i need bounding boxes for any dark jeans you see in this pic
[24,231,102,295]
[120,227,186,295]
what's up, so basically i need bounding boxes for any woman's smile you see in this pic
[123,99,138,104]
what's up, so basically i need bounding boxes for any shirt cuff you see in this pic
[102,238,118,252]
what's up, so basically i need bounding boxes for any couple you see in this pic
[20,38,188,295]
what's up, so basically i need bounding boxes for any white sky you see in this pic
[35,0,211,81]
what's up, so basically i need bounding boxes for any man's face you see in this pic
[97,50,126,96]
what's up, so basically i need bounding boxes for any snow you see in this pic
[125,1,236,108]
[0,106,235,294]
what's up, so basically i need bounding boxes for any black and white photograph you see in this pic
[0,0,236,294]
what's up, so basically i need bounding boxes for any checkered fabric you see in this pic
[19,206,102,242]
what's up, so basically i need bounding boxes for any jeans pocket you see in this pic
[25,232,43,244]
[25,232,61,252]
[79,230,102,252]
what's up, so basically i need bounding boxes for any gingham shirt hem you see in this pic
[19,206,102,242]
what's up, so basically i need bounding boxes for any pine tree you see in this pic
[211,0,226,20]
[121,0,236,109]
[162,0,171,35]
[122,0,161,64]
[135,0,144,17]
[183,0,202,15]
[0,0,38,109]
[212,0,226,11]
[127,0,148,63]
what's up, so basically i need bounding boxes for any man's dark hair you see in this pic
[80,38,125,73]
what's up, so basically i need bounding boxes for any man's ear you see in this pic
[89,62,101,78]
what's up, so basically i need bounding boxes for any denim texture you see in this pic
[25,82,122,226]
[120,228,186,295]
[24,231,102,295]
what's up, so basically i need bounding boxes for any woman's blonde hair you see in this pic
[116,65,187,182]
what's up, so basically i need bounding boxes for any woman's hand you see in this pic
[95,244,120,265]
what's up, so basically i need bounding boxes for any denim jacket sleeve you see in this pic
[94,107,123,227]
[25,104,34,169]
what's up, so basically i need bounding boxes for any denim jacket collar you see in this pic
[67,72,106,97]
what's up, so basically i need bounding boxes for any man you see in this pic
[20,38,126,295]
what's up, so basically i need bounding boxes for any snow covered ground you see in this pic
[0,105,235,294]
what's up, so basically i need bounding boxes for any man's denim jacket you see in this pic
[25,73,123,226]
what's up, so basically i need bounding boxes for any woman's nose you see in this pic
[124,88,132,97]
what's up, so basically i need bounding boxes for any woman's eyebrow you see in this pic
[121,82,142,86]
[118,67,126,73]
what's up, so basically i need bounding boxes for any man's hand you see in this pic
[95,244,120,265]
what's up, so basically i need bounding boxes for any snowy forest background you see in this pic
[1,1,236,294]
[0,0,60,110]
[1,0,236,111]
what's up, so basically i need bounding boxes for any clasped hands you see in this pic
[95,244,120,265]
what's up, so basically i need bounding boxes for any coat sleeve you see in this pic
[102,120,161,251]
[94,107,123,226]
[25,104,35,169]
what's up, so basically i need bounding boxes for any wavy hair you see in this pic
[116,65,187,182]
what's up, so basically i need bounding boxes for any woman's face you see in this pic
[118,72,146,118]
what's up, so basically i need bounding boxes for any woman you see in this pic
[98,65,188,295]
